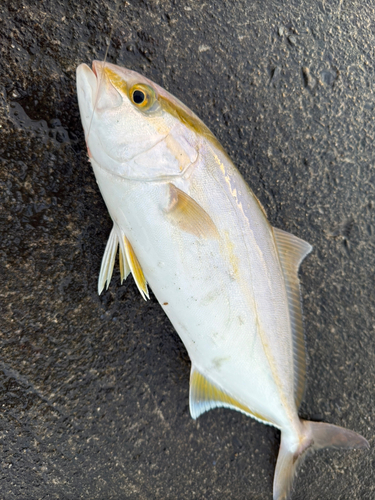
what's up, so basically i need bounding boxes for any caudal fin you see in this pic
[273,419,369,500]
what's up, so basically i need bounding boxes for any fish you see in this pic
[76,61,369,500]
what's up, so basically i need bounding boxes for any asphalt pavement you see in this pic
[1,1,374,498]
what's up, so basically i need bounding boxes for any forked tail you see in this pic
[273,419,369,500]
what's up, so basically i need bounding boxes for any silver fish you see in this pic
[76,61,369,500]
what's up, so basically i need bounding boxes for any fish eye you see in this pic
[132,90,145,104]
[129,84,155,111]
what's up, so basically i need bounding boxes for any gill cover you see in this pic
[76,61,199,181]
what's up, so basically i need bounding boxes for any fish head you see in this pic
[76,61,208,181]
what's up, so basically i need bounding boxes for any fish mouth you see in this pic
[92,60,100,78]
[91,60,111,80]
[76,63,98,129]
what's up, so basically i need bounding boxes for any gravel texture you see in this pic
[1,0,374,499]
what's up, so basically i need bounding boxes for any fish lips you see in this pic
[76,63,98,135]
[76,62,124,137]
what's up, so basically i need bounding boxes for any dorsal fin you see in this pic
[189,365,274,425]
[273,227,312,409]
[165,184,219,239]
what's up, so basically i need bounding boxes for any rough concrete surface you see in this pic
[1,0,374,499]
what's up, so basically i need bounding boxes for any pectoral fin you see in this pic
[166,183,219,239]
[273,227,312,409]
[189,365,273,425]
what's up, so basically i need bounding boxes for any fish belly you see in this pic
[92,150,298,431]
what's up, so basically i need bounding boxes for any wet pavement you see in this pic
[1,0,374,498]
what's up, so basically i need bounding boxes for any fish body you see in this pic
[76,61,368,499]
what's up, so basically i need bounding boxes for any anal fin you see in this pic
[189,365,274,426]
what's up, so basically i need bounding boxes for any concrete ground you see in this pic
[1,0,374,498]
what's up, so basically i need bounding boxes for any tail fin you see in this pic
[273,419,369,500]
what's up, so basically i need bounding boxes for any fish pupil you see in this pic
[133,90,145,104]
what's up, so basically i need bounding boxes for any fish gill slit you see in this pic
[126,132,171,162]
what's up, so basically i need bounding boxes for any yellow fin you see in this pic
[98,226,131,294]
[166,184,219,239]
[273,227,312,409]
[189,365,273,425]
[119,245,131,284]
[119,247,124,282]
[123,236,149,300]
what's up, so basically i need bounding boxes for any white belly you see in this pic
[92,145,298,432]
